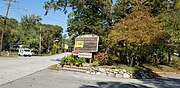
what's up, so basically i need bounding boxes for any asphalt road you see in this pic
[0,53,180,88]
[0,53,71,85]
[0,69,180,88]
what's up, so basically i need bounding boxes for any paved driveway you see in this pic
[0,53,71,85]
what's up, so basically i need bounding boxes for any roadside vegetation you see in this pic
[0,51,18,58]
[48,64,60,71]
[45,0,180,75]
[0,0,179,75]
[0,14,70,56]
[60,55,86,67]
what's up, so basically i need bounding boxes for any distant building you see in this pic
[9,44,25,51]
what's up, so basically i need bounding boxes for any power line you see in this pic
[1,0,67,26]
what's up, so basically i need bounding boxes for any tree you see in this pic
[158,10,180,60]
[45,0,113,35]
[44,0,179,65]
[4,18,19,50]
[154,0,180,62]
[109,11,163,44]
[40,24,63,53]
[19,15,42,49]
[108,0,166,66]
[44,0,113,52]
[0,17,19,50]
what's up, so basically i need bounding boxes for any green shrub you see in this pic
[60,56,77,65]
[76,57,86,64]
[107,55,118,65]
[60,56,86,67]
[91,60,99,67]
[60,57,68,65]
[171,58,180,65]
[67,56,76,65]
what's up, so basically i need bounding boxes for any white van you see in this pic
[18,48,32,57]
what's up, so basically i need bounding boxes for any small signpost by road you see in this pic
[65,44,68,50]
[64,44,68,57]
[73,34,99,63]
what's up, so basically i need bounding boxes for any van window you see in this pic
[24,50,31,52]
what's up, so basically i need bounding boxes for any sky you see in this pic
[0,0,69,33]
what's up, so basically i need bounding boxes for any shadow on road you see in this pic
[80,77,180,88]
[80,81,151,88]
[139,77,180,88]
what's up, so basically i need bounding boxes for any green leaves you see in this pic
[43,0,180,65]
[40,24,63,53]
[0,14,63,53]
[158,9,180,56]
[19,15,42,49]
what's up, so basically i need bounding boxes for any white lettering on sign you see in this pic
[78,53,92,58]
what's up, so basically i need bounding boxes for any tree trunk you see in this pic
[154,54,157,66]
[130,57,134,67]
[138,56,144,67]
[168,51,171,64]
[130,56,136,67]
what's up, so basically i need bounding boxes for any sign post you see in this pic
[64,44,68,57]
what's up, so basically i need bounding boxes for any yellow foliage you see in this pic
[175,2,180,10]
[108,10,163,45]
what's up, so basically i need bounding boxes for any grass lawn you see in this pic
[0,51,18,58]
[144,64,180,74]
[48,64,60,71]
[0,51,57,58]
[113,64,148,73]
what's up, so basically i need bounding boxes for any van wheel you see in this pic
[18,54,21,56]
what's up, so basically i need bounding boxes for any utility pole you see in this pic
[39,26,41,54]
[0,0,12,55]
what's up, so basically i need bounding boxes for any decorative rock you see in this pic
[116,74,123,78]
[94,67,99,71]
[108,72,116,77]
[119,70,124,74]
[105,69,110,75]
[96,72,101,75]
[114,69,119,74]
[91,72,96,75]
[123,73,131,78]
[86,71,90,74]
[122,69,127,73]
[101,72,107,76]
[99,68,105,73]
[114,69,119,71]
[83,67,155,79]
[90,67,95,70]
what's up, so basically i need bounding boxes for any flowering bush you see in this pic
[94,53,108,65]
